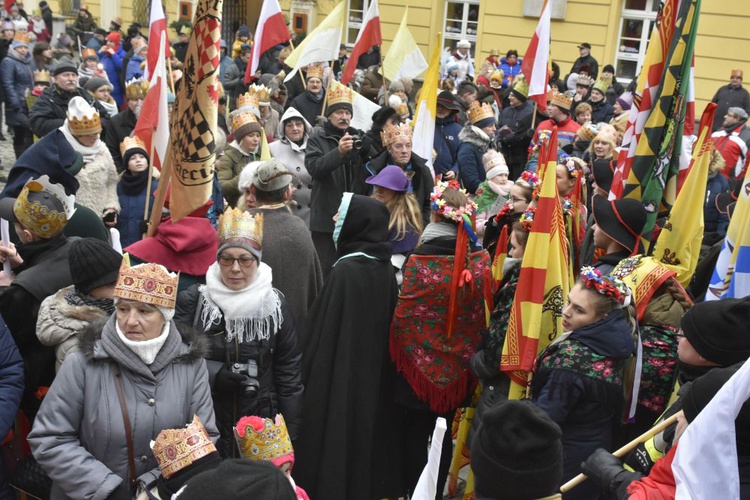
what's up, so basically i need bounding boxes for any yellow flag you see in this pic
[412,32,441,178]
[260,128,272,161]
[383,8,428,81]
[283,2,344,81]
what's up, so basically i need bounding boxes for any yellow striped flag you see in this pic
[412,32,441,179]
[652,103,717,287]
[383,7,428,81]
[501,127,571,398]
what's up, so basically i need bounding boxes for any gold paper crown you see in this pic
[120,135,147,157]
[236,91,259,111]
[114,255,179,309]
[512,76,529,98]
[592,75,612,95]
[381,122,412,147]
[218,208,263,247]
[12,31,29,45]
[13,175,76,239]
[247,84,270,105]
[576,74,593,87]
[234,414,293,462]
[549,90,573,111]
[326,85,352,107]
[152,416,217,479]
[395,103,409,117]
[230,109,259,135]
[305,63,325,81]
[468,101,494,125]
[125,78,149,100]
[68,108,101,136]
[33,69,50,83]
[81,47,98,59]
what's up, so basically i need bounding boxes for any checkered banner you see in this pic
[169,0,223,221]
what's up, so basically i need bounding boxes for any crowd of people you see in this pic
[0,5,746,499]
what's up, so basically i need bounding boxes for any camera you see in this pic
[230,360,260,396]
[350,133,364,150]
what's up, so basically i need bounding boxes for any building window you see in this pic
[132,0,149,26]
[346,0,370,46]
[59,0,81,17]
[614,0,660,83]
[443,0,480,52]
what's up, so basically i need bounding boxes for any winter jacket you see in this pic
[533,116,581,151]
[36,285,111,372]
[712,121,750,182]
[433,114,462,177]
[125,52,144,81]
[499,56,523,89]
[29,85,109,138]
[269,107,314,226]
[217,142,260,207]
[104,108,137,172]
[99,46,126,106]
[28,317,219,500]
[590,98,615,124]
[367,150,434,227]
[73,144,121,216]
[458,124,493,194]
[497,99,534,179]
[1,47,33,128]
[116,176,159,248]
[360,69,387,103]
[289,90,324,128]
[174,286,303,458]
[224,57,247,110]
[571,54,599,80]
[0,315,23,442]
[218,54,233,84]
[711,84,750,131]
[305,121,371,233]
[704,171,730,236]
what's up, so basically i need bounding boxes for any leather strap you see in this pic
[113,364,137,494]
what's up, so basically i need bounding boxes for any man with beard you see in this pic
[711,106,750,184]
[305,85,372,276]
[104,78,147,172]
[29,59,109,138]
[289,63,326,126]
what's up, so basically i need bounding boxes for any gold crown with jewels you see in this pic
[119,135,147,157]
[233,414,294,462]
[33,69,50,83]
[326,85,352,107]
[151,415,217,479]
[305,63,325,81]
[236,91,260,111]
[13,175,76,239]
[230,109,259,135]
[113,255,179,309]
[549,90,573,111]
[218,208,263,247]
[381,122,412,147]
[125,77,149,100]
[247,84,270,105]
[467,101,494,125]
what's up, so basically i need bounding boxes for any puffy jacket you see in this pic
[704,171,730,235]
[224,57,247,110]
[174,285,303,458]
[458,124,493,194]
[1,47,33,128]
[125,52,144,81]
[29,85,109,138]
[433,114,462,177]
[99,46,126,106]
[28,317,218,500]
[217,142,260,207]
[0,315,23,442]
[590,98,615,124]
[499,56,523,88]
[116,176,158,248]
[497,100,534,178]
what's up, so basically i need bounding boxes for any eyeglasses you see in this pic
[218,255,257,268]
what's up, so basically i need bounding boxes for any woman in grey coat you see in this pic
[28,262,219,500]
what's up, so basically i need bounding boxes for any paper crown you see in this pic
[468,101,494,125]
[81,47,98,60]
[152,416,217,479]
[549,90,573,111]
[125,77,148,100]
[120,135,147,157]
[236,91,259,111]
[512,76,529,97]
[13,175,76,239]
[592,75,612,95]
[12,31,29,45]
[114,255,179,309]
[67,96,101,135]
[576,74,593,87]
[326,85,352,107]
[33,68,50,83]
[234,414,294,463]
[381,122,412,147]
[247,84,270,105]
[230,109,259,135]
[306,63,325,81]
[218,208,263,247]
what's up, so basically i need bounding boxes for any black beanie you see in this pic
[511,88,528,102]
[69,238,123,295]
[681,297,750,366]
[156,453,221,499]
[325,101,353,117]
[471,400,563,499]
[177,459,296,500]
[122,145,149,170]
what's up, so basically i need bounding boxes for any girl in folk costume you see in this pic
[390,181,493,498]
[556,154,588,272]
[116,136,159,248]
[531,267,637,500]
[174,208,303,459]
[474,149,514,236]
[234,414,310,500]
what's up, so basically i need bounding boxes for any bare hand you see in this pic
[0,242,22,268]
[338,133,354,156]
[443,170,456,180]
[0,271,13,287]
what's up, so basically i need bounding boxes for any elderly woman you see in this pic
[29,260,219,500]
[174,208,303,459]
[84,77,118,118]
[60,96,120,226]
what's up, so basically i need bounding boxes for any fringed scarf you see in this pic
[60,121,101,162]
[199,261,283,343]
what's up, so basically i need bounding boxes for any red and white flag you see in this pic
[340,0,381,85]
[244,0,290,84]
[134,30,169,171]
[145,0,170,81]
[521,0,551,111]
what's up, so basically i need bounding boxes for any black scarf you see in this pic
[65,288,116,314]
[120,169,151,195]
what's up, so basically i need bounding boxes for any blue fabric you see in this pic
[100,46,126,106]
[704,172,730,235]
[85,37,103,51]
[433,116,462,176]
[0,315,22,500]
[125,53,144,82]
[499,56,523,89]
[332,192,353,249]
[457,141,486,194]
[0,51,33,128]
[116,178,158,248]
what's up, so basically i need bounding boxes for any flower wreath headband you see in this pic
[517,170,540,191]
[431,180,479,245]
[559,154,584,179]
[580,266,633,308]
[519,206,536,232]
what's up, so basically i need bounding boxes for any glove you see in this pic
[580,448,627,492]
[213,365,245,393]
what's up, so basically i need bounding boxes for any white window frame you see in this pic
[443,0,480,52]
[614,0,660,85]
[346,0,370,46]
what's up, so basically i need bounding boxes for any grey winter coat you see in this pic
[269,107,314,226]
[1,47,33,128]
[28,316,218,500]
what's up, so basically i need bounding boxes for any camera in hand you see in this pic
[103,212,116,223]
[350,134,364,150]
[231,361,260,396]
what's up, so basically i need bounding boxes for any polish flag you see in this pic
[244,0,290,84]
[134,30,169,171]
[146,0,170,81]
[521,0,551,111]
[340,0,381,85]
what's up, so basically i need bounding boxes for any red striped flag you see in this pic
[341,0,381,85]
[146,0,170,81]
[244,0,290,84]
[521,0,551,112]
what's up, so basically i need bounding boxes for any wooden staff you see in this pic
[378,48,387,105]
[141,138,157,239]
[166,56,176,95]
[560,413,680,493]
[287,38,306,89]
[319,64,334,118]
[531,101,539,129]
[146,142,173,238]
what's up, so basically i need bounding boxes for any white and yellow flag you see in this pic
[411,32,442,179]
[284,2,344,82]
[383,7,428,81]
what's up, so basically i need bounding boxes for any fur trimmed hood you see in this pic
[459,123,492,152]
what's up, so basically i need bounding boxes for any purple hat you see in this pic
[366,165,410,193]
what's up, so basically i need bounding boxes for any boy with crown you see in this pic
[458,100,497,194]
[289,63,326,126]
[174,208,303,459]
[218,94,263,207]
[532,90,581,150]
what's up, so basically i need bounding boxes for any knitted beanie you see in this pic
[69,238,123,295]
[471,400,563,499]
[176,459,296,500]
[681,297,750,366]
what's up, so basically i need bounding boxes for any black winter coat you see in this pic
[289,90,324,127]
[104,108,137,172]
[175,285,303,458]
[367,150,434,227]
[497,100,534,179]
[29,85,109,138]
[590,98,614,124]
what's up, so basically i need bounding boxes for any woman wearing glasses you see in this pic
[174,208,303,458]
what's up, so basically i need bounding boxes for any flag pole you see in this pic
[166,56,176,95]
[531,102,538,129]
[379,48,387,105]
[560,413,680,493]
[142,137,157,239]
[146,141,172,238]
[287,38,306,89]
[320,69,333,118]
